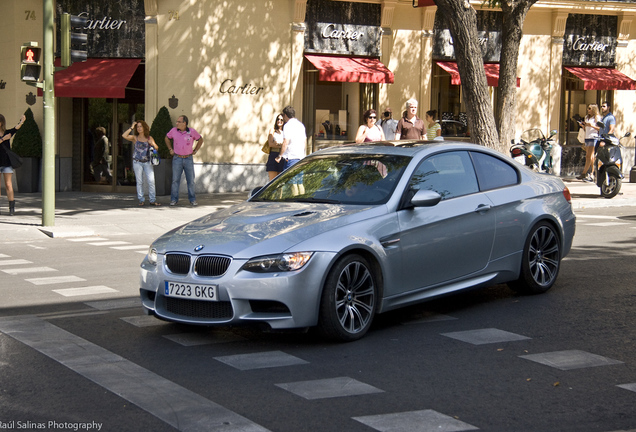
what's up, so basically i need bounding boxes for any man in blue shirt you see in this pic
[600,101,616,137]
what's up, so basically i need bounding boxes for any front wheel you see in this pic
[508,222,561,295]
[600,173,622,198]
[318,254,377,342]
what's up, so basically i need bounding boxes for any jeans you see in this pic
[171,155,196,203]
[133,160,157,203]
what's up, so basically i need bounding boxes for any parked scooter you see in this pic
[594,127,628,198]
[510,129,557,174]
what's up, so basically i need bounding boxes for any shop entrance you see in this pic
[82,98,144,192]
[560,69,612,147]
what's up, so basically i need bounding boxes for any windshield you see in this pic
[251,154,411,205]
[520,129,545,143]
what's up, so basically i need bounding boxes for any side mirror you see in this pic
[550,129,558,135]
[410,189,442,207]
[596,121,605,128]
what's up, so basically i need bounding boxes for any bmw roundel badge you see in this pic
[194,245,205,252]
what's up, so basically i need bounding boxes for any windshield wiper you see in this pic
[283,197,341,204]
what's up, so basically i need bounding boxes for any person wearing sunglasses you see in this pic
[355,109,386,143]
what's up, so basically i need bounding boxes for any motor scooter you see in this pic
[510,129,557,174]
[594,128,628,198]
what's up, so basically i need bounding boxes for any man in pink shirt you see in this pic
[165,115,203,206]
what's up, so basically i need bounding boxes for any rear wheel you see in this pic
[318,254,377,342]
[508,222,561,295]
[600,173,621,198]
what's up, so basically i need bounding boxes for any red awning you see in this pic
[305,54,394,84]
[436,61,520,87]
[564,67,636,90]
[44,58,141,98]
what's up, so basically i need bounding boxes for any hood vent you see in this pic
[293,211,316,217]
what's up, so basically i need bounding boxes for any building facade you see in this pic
[1,0,635,194]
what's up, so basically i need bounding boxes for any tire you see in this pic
[318,254,377,342]
[600,173,622,198]
[508,222,561,295]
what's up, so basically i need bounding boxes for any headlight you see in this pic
[242,252,314,273]
[147,247,157,266]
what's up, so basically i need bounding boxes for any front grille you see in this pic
[165,253,191,274]
[166,297,234,319]
[194,255,232,277]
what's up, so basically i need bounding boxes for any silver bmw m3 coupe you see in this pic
[140,142,576,341]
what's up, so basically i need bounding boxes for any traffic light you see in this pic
[61,13,88,67]
[20,42,42,82]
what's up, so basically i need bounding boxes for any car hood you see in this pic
[155,201,385,258]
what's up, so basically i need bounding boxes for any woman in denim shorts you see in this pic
[0,114,26,216]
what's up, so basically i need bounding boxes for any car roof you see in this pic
[310,140,483,157]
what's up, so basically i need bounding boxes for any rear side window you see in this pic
[470,151,519,191]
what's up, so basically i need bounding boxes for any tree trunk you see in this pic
[496,0,538,154]
[434,0,499,149]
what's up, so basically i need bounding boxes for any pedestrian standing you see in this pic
[275,106,306,196]
[395,99,425,140]
[123,121,161,206]
[0,114,26,216]
[266,114,285,181]
[425,110,442,140]
[92,127,112,184]
[355,109,385,143]
[577,104,601,182]
[165,115,203,206]
[378,107,398,140]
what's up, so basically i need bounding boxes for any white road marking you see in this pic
[25,275,86,285]
[0,259,33,266]
[2,267,58,275]
[88,241,131,246]
[111,245,149,250]
[52,286,119,297]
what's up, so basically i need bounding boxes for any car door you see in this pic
[394,151,496,294]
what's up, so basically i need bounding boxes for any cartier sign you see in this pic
[305,22,382,56]
[562,14,617,67]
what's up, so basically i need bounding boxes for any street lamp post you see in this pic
[41,0,55,226]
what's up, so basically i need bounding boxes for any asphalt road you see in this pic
[1,206,635,432]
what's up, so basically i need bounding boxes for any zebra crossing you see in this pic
[0,237,147,300]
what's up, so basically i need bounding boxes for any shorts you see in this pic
[0,166,14,174]
[265,151,285,172]
[584,138,596,148]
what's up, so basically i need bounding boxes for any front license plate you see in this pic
[165,282,218,301]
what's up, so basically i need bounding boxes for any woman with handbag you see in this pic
[0,113,26,216]
[265,114,285,181]
[577,104,601,182]
[123,120,161,206]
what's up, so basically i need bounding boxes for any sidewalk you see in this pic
[1,179,635,241]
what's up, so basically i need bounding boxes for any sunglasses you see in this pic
[369,116,376,119]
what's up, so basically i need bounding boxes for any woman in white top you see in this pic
[577,104,601,181]
[266,114,285,181]
[355,109,385,143]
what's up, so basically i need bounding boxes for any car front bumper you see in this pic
[139,251,337,329]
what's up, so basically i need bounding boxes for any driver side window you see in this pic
[409,151,479,200]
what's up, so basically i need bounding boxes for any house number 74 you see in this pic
[25,10,36,20]
[168,10,179,20]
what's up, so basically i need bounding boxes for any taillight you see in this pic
[562,186,572,204]
[511,148,522,157]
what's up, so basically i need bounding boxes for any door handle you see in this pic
[474,204,492,213]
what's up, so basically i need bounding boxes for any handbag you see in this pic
[150,148,160,166]
[261,141,270,154]
[577,127,585,144]
[6,149,23,169]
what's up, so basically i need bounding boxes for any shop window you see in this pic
[430,63,498,126]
